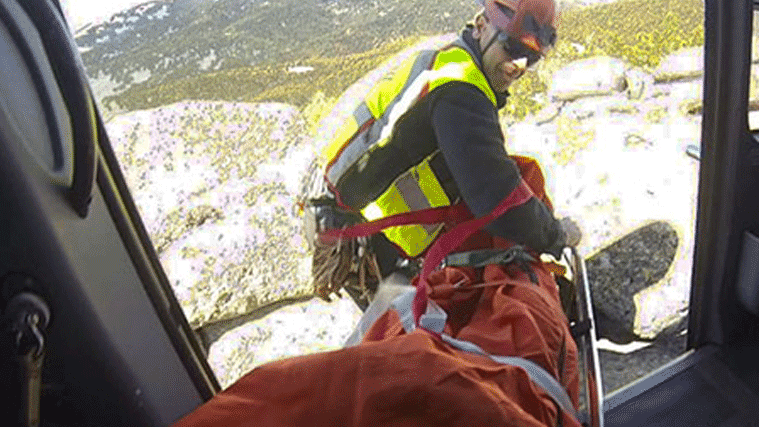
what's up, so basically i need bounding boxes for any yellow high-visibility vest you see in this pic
[322,39,497,258]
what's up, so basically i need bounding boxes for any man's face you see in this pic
[473,15,532,93]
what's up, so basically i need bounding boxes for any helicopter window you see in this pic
[60,0,705,395]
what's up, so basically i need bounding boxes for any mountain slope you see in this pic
[73,0,705,118]
[74,0,479,103]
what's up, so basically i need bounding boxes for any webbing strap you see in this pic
[413,180,535,325]
[391,289,578,420]
[444,246,536,269]
[442,335,578,418]
[392,287,448,334]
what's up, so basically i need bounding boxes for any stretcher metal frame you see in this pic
[564,247,604,427]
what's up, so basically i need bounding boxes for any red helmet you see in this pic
[480,0,557,55]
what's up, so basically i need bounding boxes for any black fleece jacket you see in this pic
[424,27,566,257]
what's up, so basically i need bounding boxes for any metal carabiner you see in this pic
[25,313,45,360]
[6,292,50,359]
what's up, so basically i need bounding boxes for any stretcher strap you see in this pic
[442,336,578,418]
[391,289,579,420]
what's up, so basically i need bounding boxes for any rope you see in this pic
[312,235,383,303]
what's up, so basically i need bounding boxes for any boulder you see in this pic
[549,56,628,102]
[623,67,654,101]
[160,198,313,328]
[653,47,703,83]
[585,221,678,339]
[507,62,703,339]
[107,101,316,328]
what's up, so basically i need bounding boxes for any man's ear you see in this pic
[472,13,488,39]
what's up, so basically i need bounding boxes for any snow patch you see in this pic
[287,66,314,74]
[558,0,622,8]
[596,339,653,354]
[199,50,217,71]
[130,68,151,84]
[571,42,585,53]
[88,70,121,98]
[150,5,170,20]
[136,3,158,15]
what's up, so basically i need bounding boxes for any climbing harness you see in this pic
[442,245,540,283]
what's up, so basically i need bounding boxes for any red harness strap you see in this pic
[317,202,473,245]
[317,178,537,329]
[412,180,535,327]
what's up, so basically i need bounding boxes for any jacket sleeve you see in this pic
[428,82,566,257]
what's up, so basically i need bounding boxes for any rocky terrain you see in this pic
[105,43,737,393]
[70,0,758,398]
[107,101,316,327]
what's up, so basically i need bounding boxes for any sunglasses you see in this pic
[490,13,557,71]
[496,32,543,70]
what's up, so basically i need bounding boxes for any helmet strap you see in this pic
[481,30,501,56]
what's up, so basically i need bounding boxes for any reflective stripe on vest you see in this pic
[361,151,451,257]
[323,50,437,184]
[322,38,497,258]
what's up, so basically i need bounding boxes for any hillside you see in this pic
[74,0,704,118]
[76,0,479,111]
